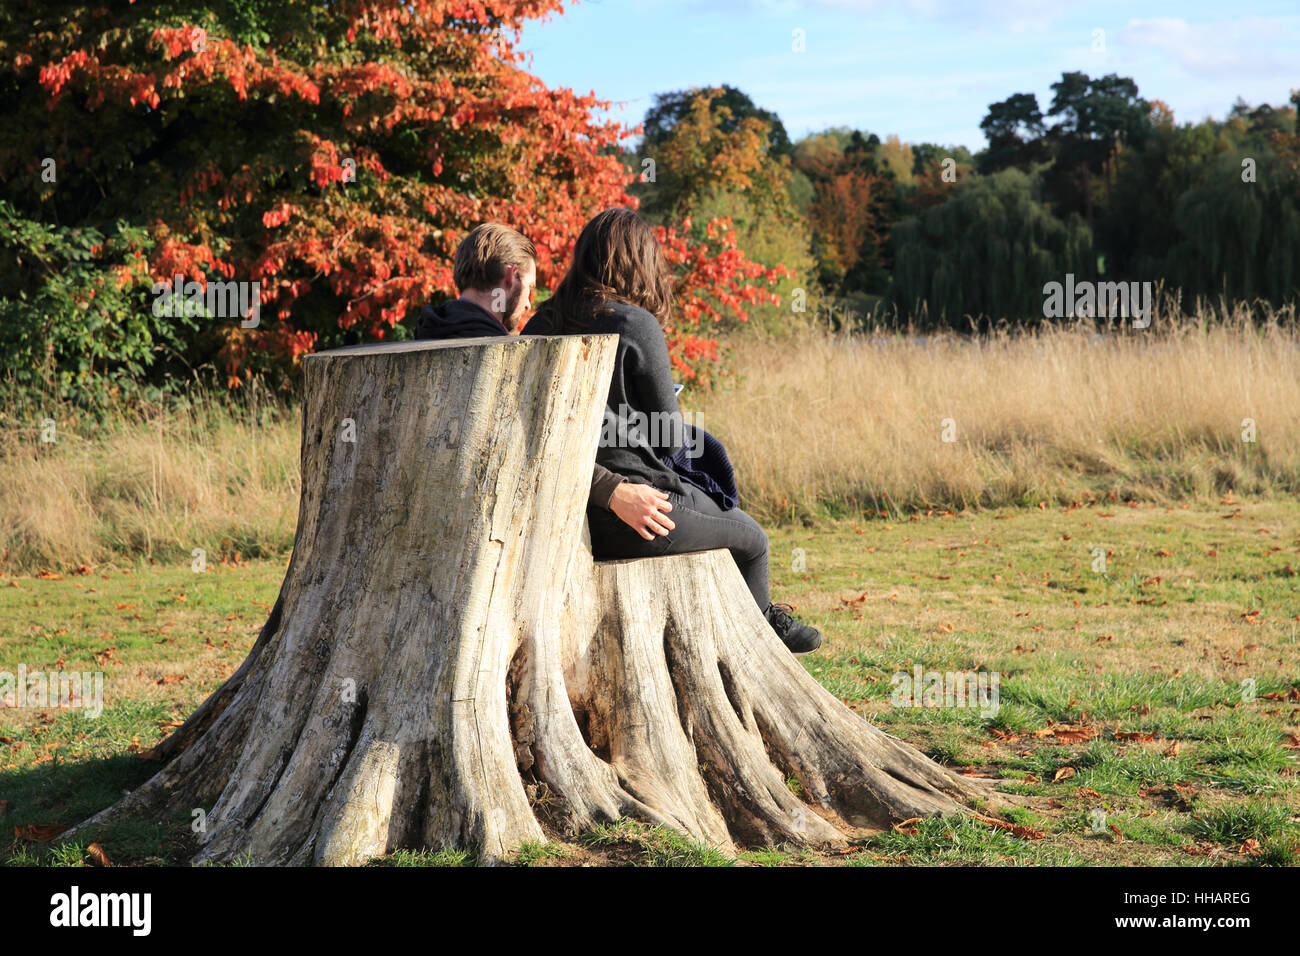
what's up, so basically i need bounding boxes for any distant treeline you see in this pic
[623,78,1300,331]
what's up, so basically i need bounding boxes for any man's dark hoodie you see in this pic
[415,298,510,339]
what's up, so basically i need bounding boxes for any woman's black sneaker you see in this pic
[764,602,823,654]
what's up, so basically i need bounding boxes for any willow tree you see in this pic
[1165,148,1300,306]
[889,168,1092,328]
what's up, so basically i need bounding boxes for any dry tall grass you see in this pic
[4,310,1298,572]
[3,385,299,573]
[697,311,1300,522]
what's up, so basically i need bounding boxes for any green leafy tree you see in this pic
[0,199,196,410]
[889,168,1092,327]
[631,87,794,225]
[1097,94,1300,306]
[641,84,791,156]
[878,135,915,186]
[1097,111,1232,282]
[912,142,975,178]
[686,186,818,336]
[628,88,811,335]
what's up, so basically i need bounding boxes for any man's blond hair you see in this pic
[453,223,536,293]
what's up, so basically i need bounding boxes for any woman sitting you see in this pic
[528,207,823,654]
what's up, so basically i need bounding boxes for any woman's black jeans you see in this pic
[586,483,770,610]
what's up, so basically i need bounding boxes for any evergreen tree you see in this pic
[978,92,1047,173]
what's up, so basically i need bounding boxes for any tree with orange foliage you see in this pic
[635,87,793,224]
[624,86,800,350]
[793,130,894,293]
[0,0,777,396]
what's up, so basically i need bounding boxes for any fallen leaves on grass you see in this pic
[972,814,1044,841]
[1259,688,1300,701]
[1033,724,1097,743]
[14,823,68,842]
[1114,729,1170,743]
[86,843,112,867]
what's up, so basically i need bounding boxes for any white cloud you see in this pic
[1120,16,1295,78]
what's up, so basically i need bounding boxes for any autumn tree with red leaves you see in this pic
[0,0,777,397]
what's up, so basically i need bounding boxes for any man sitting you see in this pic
[415,223,675,541]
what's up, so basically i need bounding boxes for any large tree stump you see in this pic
[66,335,979,864]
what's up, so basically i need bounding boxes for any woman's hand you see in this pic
[609,482,674,540]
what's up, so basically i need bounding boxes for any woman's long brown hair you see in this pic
[548,208,674,332]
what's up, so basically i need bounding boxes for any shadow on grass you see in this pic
[1,751,194,866]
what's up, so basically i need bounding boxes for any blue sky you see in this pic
[517,0,1299,152]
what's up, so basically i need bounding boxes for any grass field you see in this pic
[3,498,1297,866]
